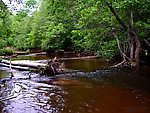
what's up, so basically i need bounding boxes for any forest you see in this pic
[0,0,150,66]
[0,1,150,112]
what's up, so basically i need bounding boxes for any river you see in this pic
[0,55,150,113]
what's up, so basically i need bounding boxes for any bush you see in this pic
[0,48,13,55]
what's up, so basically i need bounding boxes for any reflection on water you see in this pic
[0,56,150,113]
[1,80,67,113]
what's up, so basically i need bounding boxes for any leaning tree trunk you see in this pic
[106,2,127,31]
[113,32,125,61]
[107,2,142,67]
[111,31,135,68]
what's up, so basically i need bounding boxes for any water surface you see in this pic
[0,55,150,113]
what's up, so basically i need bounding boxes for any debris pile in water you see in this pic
[38,57,65,75]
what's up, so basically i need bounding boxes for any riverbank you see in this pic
[0,49,97,59]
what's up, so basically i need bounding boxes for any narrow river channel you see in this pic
[0,55,150,113]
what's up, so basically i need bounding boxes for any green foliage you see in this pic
[0,1,8,19]
[0,1,12,48]
[0,48,13,55]
[26,0,37,8]
[0,0,149,60]
[26,49,30,53]
[0,39,7,49]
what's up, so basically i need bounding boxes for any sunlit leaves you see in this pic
[26,0,37,8]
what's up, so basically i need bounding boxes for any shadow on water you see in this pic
[0,55,150,113]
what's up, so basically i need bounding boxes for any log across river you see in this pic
[0,56,98,68]
[1,60,46,68]
[0,56,98,75]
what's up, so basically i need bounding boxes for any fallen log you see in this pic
[0,63,31,71]
[0,56,98,75]
[0,56,98,68]
[2,54,17,59]
[1,60,46,68]
[57,56,98,61]
[0,57,65,75]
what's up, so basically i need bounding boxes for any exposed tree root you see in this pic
[37,57,65,75]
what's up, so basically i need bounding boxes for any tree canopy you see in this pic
[0,0,150,64]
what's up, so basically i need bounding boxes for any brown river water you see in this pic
[0,55,150,113]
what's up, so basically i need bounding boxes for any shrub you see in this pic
[0,48,13,55]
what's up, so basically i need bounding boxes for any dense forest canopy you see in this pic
[0,0,150,65]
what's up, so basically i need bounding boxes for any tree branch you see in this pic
[143,39,150,47]
[106,2,128,31]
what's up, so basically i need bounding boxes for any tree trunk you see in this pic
[107,2,141,67]
[113,32,125,61]
[130,39,134,60]
[130,11,134,60]
[131,11,134,28]
[128,30,134,61]
[135,37,140,66]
